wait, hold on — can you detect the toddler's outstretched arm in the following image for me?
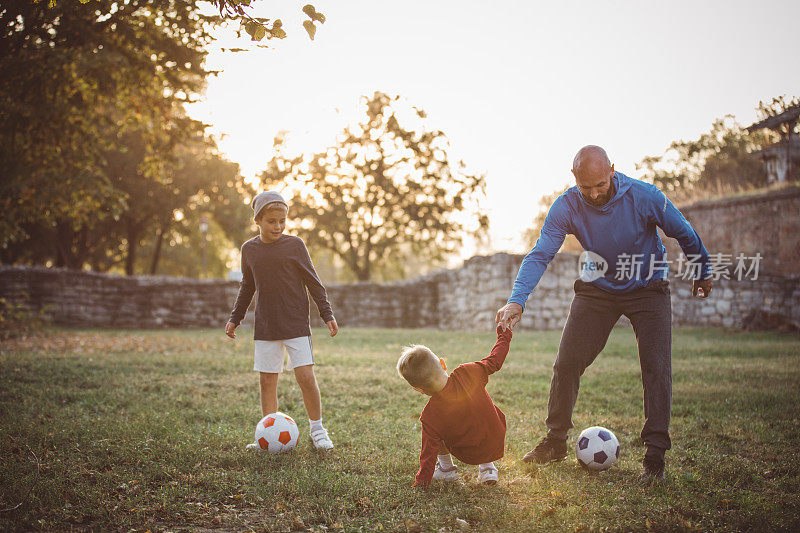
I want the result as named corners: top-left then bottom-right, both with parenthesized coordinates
top-left (478, 325), bottom-right (513, 376)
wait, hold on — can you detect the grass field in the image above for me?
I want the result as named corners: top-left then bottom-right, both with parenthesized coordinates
top-left (1, 326), bottom-right (799, 532)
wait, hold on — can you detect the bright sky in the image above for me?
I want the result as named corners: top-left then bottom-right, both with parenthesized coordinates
top-left (189, 0), bottom-right (800, 257)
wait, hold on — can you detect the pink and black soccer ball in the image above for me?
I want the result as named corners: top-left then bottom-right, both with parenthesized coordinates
top-left (575, 426), bottom-right (620, 471)
top-left (254, 412), bottom-right (299, 454)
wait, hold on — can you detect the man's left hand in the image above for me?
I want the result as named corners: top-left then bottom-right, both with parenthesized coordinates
top-left (693, 278), bottom-right (713, 298)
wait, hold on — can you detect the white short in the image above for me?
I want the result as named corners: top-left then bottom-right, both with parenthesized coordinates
top-left (254, 336), bottom-right (314, 373)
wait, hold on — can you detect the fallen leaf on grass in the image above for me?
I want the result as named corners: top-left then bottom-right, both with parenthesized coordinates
top-left (455, 517), bottom-right (469, 529)
top-left (356, 496), bottom-right (372, 508)
top-left (405, 519), bottom-right (422, 532)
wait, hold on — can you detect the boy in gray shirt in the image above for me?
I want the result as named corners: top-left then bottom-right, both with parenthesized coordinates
top-left (226, 191), bottom-right (338, 450)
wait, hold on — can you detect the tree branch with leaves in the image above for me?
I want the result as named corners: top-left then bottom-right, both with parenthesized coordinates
top-left (260, 92), bottom-right (489, 281)
top-left (208, 0), bottom-right (325, 41)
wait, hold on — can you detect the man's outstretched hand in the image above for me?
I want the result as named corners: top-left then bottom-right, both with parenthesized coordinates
top-left (496, 302), bottom-right (523, 331)
top-left (693, 278), bottom-right (713, 298)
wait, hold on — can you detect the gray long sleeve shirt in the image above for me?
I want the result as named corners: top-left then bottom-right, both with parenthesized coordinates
top-left (229, 235), bottom-right (334, 341)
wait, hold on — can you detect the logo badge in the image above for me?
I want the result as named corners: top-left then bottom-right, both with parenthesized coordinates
top-left (578, 251), bottom-right (608, 282)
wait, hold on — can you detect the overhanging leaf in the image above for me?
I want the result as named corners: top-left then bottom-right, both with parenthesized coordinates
top-left (303, 20), bottom-right (316, 40)
top-left (302, 4), bottom-right (326, 23)
top-left (252, 25), bottom-right (266, 41)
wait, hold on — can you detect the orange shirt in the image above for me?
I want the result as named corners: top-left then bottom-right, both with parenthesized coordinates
top-left (414, 327), bottom-right (512, 486)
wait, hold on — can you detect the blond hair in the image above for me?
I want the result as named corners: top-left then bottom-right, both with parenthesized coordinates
top-left (397, 345), bottom-right (441, 390)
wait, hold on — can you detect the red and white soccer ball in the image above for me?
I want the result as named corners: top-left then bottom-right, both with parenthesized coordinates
top-left (255, 412), bottom-right (299, 454)
top-left (575, 426), bottom-right (620, 471)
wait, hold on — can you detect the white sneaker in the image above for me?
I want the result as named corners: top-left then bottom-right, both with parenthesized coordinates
top-left (310, 428), bottom-right (334, 450)
top-left (478, 464), bottom-right (499, 485)
top-left (432, 464), bottom-right (459, 482)
top-left (246, 442), bottom-right (266, 453)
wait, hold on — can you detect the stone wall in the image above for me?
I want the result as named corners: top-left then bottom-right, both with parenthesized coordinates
top-left (317, 253), bottom-right (799, 331)
top-left (2, 252), bottom-right (798, 332)
top-left (317, 253), bottom-right (574, 331)
top-left (4, 183), bottom-right (799, 332)
top-left (0, 267), bottom-right (248, 329)
top-left (664, 185), bottom-right (800, 278)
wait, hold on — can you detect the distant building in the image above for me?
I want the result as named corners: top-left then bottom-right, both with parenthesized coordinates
top-left (747, 104), bottom-right (800, 184)
top-left (753, 137), bottom-right (800, 184)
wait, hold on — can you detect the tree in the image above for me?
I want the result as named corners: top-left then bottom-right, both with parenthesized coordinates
top-left (0, 0), bottom-right (321, 275)
top-left (134, 144), bottom-right (255, 277)
top-left (636, 117), bottom-right (768, 201)
top-left (0, 123), bottom-right (253, 277)
top-left (521, 186), bottom-right (583, 254)
top-left (260, 92), bottom-right (489, 281)
top-left (0, 0), bottom-right (257, 276)
top-left (0, 0), bottom-right (214, 248)
top-left (636, 95), bottom-right (798, 201)
top-left (0, 115), bottom-right (254, 277)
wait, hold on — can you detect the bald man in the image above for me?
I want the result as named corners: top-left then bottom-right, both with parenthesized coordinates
top-left (496, 146), bottom-right (713, 485)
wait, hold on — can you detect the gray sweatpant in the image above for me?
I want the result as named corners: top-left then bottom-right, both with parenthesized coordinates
top-left (545, 278), bottom-right (672, 456)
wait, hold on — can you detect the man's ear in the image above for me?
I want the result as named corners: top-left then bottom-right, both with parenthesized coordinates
top-left (571, 168), bottom-right (578, 180)
top-left (610, 163), bottom-right (615, 174)
top-left (439, 358), bottom-right (447, 371)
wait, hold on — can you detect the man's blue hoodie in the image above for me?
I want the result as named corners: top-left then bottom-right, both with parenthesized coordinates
top-left (508, 172), bottom-right (710, 307)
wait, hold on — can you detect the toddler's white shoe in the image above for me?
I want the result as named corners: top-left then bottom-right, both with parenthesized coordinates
top-left (310, 428), bottom-right (334, 450)
top-left (432, 464), bottom-right (460, 482)
top-left (478, 464), bottom-right (499, 485)
top-left (246, 442), bottom-right (265, 453)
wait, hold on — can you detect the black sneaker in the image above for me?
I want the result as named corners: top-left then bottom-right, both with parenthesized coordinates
top-left (639, 456), bottom-right (666, 486)
top-left (522, 435), bottom-right (567, 464)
